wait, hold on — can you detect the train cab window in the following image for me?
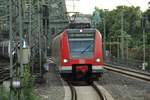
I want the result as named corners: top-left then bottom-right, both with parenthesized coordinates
top-left (68, 30), bottom-right (95, 58)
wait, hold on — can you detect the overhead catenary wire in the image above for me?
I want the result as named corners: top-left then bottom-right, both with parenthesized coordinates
top-left (125, 0), bottom-right (135, 7)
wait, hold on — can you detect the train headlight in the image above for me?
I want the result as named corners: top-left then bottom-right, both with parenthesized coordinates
top-left (63, 59), bottom-right (68, 63)
top-left (96, 58), bottom-right (101, 62)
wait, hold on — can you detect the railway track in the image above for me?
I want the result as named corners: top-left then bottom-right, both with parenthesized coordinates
top-left (0, 59), bottom-right (10, 84)
top-left (68, 81), bottom-right (113, 100)
top-left (0, 67), bottom-right (10, 84)
top-left (104, 63), bottom-right (150, 82)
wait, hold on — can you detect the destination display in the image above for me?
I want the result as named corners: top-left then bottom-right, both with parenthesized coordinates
top-left (68, 33), bottom-right (95, 38)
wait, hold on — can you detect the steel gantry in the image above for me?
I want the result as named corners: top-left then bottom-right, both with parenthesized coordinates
top-left (48, 0), bottom-right (68, 47)
top-left (0, 0), bottom-right (69, 99)
top-left (9, 0), bottom-right (25, 99)
top-left (8, 0), bottom-right (47, 99)
top-left (21, 0), bottom-right (68, 74)
top-left (0, 0), bottom-right (9, 41)
top-left (8, 0), bottom-right (42, 99)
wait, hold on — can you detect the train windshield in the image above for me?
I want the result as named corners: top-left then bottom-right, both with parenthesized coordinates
top-left (68, 31), bottom-right (95, 58)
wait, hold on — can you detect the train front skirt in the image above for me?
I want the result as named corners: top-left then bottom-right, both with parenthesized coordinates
top-left (60, 65), bottom-right (104, 81)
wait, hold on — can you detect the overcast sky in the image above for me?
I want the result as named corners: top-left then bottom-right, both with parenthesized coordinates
top-left (66, 0), bottom-right (150, 14)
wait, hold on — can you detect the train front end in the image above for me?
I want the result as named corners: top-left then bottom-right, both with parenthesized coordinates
top-left (60, 29), bottom-right (103, 81)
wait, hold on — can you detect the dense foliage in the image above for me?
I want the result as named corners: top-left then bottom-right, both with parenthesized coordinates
top-left (93, 5), bottom-right (150, 67)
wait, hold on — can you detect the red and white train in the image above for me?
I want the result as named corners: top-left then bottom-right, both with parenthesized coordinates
top-left (51, 29), bottom-right (103, 82)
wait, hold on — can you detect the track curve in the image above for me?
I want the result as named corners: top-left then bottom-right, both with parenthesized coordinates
top-left (67, 81), bottom-right (113, 100)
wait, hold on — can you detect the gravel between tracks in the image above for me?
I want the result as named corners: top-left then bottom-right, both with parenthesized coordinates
top-left (98, 70), bottom-right (150, 100)
top-left (35, 63), bottom-right (65, 100)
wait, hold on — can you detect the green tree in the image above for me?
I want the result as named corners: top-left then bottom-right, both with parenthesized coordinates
top-left (93, 5), bottom-right (150, 67)
top-left (94, 6), bottom-right (142, 48)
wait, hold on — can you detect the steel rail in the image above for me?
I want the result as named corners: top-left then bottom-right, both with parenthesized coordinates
top-left (67, 81), bottom-right (113, 100)
top-left (0, 68), bottom-right (10, 84)
top-left (104, 64), bottom-right (150, 82)
top-left (104, 63), bottom-right (150, 76)
top-left (92, 83), bottom-right (107, 100)
top-left (93, 81), bottom-right (114, 100)
top-left (0, 62), bottom-right (16, 84)
top-left (68, 82), bottom-right (77, 100)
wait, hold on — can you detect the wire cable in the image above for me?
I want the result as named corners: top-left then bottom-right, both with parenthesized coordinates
top-left (125, 0), bottom-right (135, 6)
